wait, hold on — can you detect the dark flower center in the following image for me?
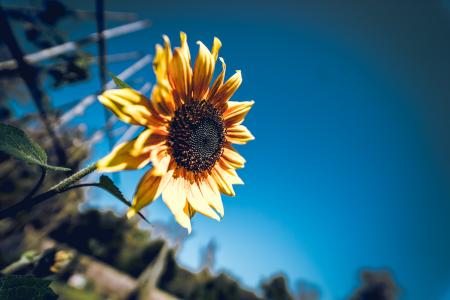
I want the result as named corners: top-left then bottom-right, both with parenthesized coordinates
top-left (168, 100), bottom-right (225, 173)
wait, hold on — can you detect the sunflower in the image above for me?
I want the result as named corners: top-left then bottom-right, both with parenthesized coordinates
top-left (96, 32), bottom-right (254, 233)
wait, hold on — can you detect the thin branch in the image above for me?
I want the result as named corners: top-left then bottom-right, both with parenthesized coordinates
top-left (0, 164), bottom-right (97, 221)
top-left (0, 20), bottom-right (150, 70)
top-left (21, 167), bottom-right (46, 201)
top-left (96, 0), bottom-right (114, 153)
top-left (0, 5), bottom-right (66, 164)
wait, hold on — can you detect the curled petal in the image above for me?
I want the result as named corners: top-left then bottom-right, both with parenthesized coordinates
top-left (226, 124), bottom-right (255, 144)
top-left (221, 144), bottom-right (246, 169)
top-left (207, 57), bottom-right (226, 101)
top-left (223, 100), bottom-right (254, 127)
top-left (98, 88), bottom-right (162, 126)
top-left (209, 70), bottom-right (242, 108)
top-left (192, 41), bottom-right (215, 100)
top-left (211, 37), bottom-right (222, 62)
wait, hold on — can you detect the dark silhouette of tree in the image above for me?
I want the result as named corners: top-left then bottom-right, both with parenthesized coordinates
top-left (262, 274), bottom-right (294, 300)
top-left (349, 270), bottom-right (399, 300)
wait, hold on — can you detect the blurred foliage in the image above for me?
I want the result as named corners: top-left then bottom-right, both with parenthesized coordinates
top-left (349, 270), bottom-right (398, 300)
top-left (0, 0), bottom-right (91, 106)
top-left (262, 275), bottom-right (294, 300)
top-left (0, 275), bottom-right (58, 300)
top-left (49, 209), bottom-right (163, 277)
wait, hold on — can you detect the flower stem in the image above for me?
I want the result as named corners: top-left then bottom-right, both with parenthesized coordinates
top-left (51, 163), bottom-right (97, 192)
top-left (0, 163), bottom-right (97, 220)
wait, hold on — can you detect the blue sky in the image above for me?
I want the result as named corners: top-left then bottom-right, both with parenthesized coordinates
top-left (8, 0), bottom-right (450, 299)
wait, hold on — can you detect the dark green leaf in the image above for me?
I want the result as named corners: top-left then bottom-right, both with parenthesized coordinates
top-left (0, 124), bottom-right (70, 172)
top-left (108, 72), bottom-right (132, 89)
top-left (98, 175), bottom-right (149, 223)
top-left (0, 275), bottom-right (58, 300)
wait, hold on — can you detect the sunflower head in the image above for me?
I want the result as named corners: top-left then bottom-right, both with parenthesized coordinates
top-left (96, 32), bottom-right (254, 233)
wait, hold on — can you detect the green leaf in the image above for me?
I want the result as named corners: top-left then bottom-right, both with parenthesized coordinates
top-left (0, 275), bottom-right (58, 300)
top-left (98, 175), bottom-right (149, 223)
top-left (108, 72), bottom-right (132, 89)
top-left (0, 124), bottom-right (70, 172)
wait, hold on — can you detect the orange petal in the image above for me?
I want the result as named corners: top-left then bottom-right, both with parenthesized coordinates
top-left (168, 48), bottom-right (192, 103)
top-left (192, 41), bottom-right (215, 100)
top-left (153, 38), bottom-right (171, 85)
top-left (223, 100), bottom-right (254, 127)
top-left (226, 124), bottom-right (255, 144)
top-left (150, 84), bottom-right (176, 118)
top-left (179, 32), bottom-right (191, 64)
top-left (211, 37), bottom-right (222, 63)
top-left (207, 57), bottom-right (226, 101)
top-left (209, 70), bottom-right (242, 108)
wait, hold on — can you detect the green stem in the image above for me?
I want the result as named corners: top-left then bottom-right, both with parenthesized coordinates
top-left (51, 163), bottom-right (97, 192)
top-left (0, 163), bottom-right (97, 220)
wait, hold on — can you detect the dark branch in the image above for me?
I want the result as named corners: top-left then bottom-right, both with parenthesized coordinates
top-left (0, 5), bottom-right (67, 164)
top-left (21, 167), bottom-right (46, 201)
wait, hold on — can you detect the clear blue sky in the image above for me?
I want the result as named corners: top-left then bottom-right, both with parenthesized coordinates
top-left (9, 0), bottom-right (450, 299)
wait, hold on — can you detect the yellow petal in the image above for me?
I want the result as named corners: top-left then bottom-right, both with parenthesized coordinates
top-left (223, 100), bottom-right (254, 127)
top-left (207, 57), bottom-right (226, 101)
top-left (150, 84), bottom-right (176, 117)
top-left (211, 164), bottom-right (235, 196)
top-left (209, 70), bottom-right (242, 108)
top-left (201, 176), bottom-right (224, 217)
top-left (168, 48), bottom-right (192, 103)
top-left (132, 128), bottom-right (167, 156)
top-left (98, 88), bottom-right (161, 126)
top-left (150, 146), bottom-right (171, 176)
top-left (192, 41), bottom-right (215, 100)
top-left (129, 165), bottom-right (175, 217)
top-left (226, 124), bottom-right (255, 144)
top-left (211, 37), bottom-right (222, 62)
top-left (96, 138), bottom-right (152, 172)
top-left (162, 176), bottom-right (192, 233)
top-left (221, 144), bottom-right (246, 169)
top-left (128, 169), bottom-right (163, 216)
top-left (179, 32), bottom-right (191, 64)
top-left (187, 180), bottom-right (220, 221)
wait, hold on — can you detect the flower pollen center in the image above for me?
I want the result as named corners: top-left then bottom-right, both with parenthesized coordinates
top-left (168, 100), bottom-right (226, 173)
